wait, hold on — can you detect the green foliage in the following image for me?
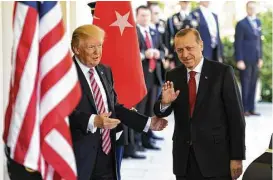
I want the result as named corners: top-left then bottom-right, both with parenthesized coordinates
top-left (190, 2), bottom-right (199, 10)
top-left (222, 11), bottom-right (272, 102)
top-left (258, 11), bottom-right (272, 102)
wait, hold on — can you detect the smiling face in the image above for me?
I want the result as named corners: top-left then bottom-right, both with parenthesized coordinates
top-left (174, 31), bottom-right (203, 70)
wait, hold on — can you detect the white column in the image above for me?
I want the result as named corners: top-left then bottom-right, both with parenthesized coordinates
top-left (1, 2), bottom-right (13, 180)
top-left (0, 2), bottom-right (3, 180)
top-left (75, 0), bottom-right (93, 26)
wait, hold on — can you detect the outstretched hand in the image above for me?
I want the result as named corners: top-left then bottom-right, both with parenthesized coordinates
top-left (94, 112), bottom-right (120, 129)
top-left (150, 116), bottom-right (168, 131)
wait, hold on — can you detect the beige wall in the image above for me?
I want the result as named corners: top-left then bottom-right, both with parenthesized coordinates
top-left (1, 1), bottom-right (13, 180)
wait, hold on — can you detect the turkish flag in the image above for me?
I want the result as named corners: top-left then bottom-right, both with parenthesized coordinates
top-left (93, 1), bottom-right (147, 108)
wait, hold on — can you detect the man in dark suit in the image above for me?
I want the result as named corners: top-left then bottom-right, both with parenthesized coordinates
top-left (69, 24), bottom-right (167, 180)
top-left (190, 1), bottom-right (223, 62)
top-left (154, 28), bottom-right (246, 180)
top-left (135, 5), bottom-right (166, 150)
top-left (234, 1), bottom-right (263, 116)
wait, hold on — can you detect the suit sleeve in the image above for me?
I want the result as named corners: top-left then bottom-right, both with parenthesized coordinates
top-left (258, 19), bottom-right (263, 59)
top-left (154, 71), bottom-right (173, 117)
top-left (69, 108), bottom-right (92, 134)
top-left (234, 22), bottom-right (244, 61)
top-left (222, 66), bottom-right (246, 160)
top-left (107, 68), bottom-right (149, 133)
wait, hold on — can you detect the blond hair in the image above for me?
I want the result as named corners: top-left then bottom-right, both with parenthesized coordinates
top-left (71, 24), bottom-right (105, 53)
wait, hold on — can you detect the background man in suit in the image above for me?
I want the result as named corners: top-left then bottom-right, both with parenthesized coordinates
top-left (190, 1), bottom-right (223, 62)
top-left (135, 5), bottom-right (166, 151)
top-left (69, 24), bottom-right (167, 180)
top-left (154, 28), bottom-right (246, 180)
top-left (234, 1), bottom-right (263, 116)
top-left (166, 1), bottom-right (191, 67)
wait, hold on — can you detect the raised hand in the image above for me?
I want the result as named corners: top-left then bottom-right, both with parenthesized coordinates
top-left (94, 112), bottom-right (120, 129)
top-left (161, 81), bottom-right (180, 105)
top-left (150, 116), bottom-right (168, 131)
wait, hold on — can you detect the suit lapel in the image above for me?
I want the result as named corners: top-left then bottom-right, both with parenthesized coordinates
top-left (74, 58), bottom-right (97, 112)
top-left (137, 26), bottom-right (147, 49)
top-left (193, 59), bottom-right (210, 117)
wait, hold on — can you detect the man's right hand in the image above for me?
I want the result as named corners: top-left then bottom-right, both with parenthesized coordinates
top-left (236, 60), bottom-right (246, 70)
top-left (161, 81), bottom-right (180, 106)
top-left (94, 112), bottom-right (120, 129)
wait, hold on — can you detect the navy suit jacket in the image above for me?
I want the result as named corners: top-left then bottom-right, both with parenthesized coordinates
top-left (234, 17), bottom-right (262, 64)
top-left (191, 9), bottom-right (223, 61)
top-left (137, 26), bottom-right (165, 89)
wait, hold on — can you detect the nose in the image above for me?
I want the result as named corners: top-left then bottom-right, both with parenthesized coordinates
top-left (181, 49), bottom-right (188, 58)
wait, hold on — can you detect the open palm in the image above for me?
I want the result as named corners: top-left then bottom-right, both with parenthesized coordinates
top-left (161, 81), bottom-right (180, 105)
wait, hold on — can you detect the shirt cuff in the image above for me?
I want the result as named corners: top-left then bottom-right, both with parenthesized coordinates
top-left (87, 114), bottom-right (98, 133)
top-left (143, 117), bottom-right (151, 132)
top-left (116, 131), bottom-right (123, 140)
top-left (160, 103), bottom-right (170, 112)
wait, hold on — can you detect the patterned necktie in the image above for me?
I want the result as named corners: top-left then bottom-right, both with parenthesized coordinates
top-left (188, 71), bottom-right (197, 117)
top-left (89, 68), bottom-right (111, 155)
top-left (144, 30), bottom-right (156, 72)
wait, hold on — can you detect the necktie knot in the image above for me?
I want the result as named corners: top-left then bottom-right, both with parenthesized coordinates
top-left (89, 68), bottom-right (95, 76)
top-left (189, 71), bottom-right (196, 78)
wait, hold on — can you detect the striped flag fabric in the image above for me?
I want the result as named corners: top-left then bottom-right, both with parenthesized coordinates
top-left (3, 2), bottom-right (81, 180)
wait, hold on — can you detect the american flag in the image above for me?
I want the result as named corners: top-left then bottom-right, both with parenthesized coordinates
top-left (3, 2), bottom-right (81, 180)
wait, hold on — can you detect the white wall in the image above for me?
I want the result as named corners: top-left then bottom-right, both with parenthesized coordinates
top-left (1, 2), bottom-right (13, 180)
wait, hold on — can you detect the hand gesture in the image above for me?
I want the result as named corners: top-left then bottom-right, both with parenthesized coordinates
top-left (145, 49), bottom-right (154, 59)
top-left (258, 59), bottom-right (263, 69)
top-left (94, 112), bottom-right (120, 129)
top-left (150, 116), bottom-right (168, 131)
top-left (230, 160), bottom-right (243, 180)
top-left (153, 49), bottom-right (160, 59)
top-left (236, 60), bottom-right (246, 70)
top-left (161, 81), bottom-right (180, 105)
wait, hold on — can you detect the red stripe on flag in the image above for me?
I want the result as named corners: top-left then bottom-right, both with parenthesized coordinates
top-left (13, 72), bottom-right (39, 164)
top-left (40, 82), bottom-right (81, 141)
top-left (42, 137), bottom-right (77, 180)
top-left (39, 20), bottom-right (64, 58)
top-left (40, 52), bottom-right (71, 97)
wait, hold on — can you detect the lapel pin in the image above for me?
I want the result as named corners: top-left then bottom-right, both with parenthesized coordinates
top-left (101, 71), bottom-right (104, 75)
top-left (205, 76), bottom-right (208, 79)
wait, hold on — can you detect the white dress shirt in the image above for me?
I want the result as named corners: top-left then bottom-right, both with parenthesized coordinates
top-left (75, 57), bottom-right (151, 136)
top-left (247, 16), bottom-right (258, 33)
top-left (200, 6), bottom-right (218, 48)
top-left (161, 58), bottom-right (204, 111)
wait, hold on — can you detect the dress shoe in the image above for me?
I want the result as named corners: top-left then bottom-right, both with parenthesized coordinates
top-left (244, 112), bottom-right (251, 116)
top-left (151, 134), bottom-right (164, 140)
top-left (123, 153), bottom-right (146, 159)
top-left (135, 144), bottom-right (146, 152)
top-left (142, 143), bottom-right (161, 150)
top-left (249, 111), bottom-right (261, 116)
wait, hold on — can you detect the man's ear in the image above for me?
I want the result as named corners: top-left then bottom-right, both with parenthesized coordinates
top-left (199, 40), bottom-right (204, 51)
top-left (72, 46), bottom-right (80, 55)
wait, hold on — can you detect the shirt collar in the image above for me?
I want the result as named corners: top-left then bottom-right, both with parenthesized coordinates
top-left (247, 16), bottom-right (257, 22)
top-left (187, 57), bottom-right (204, 74)
top-left (138, 24), bottom-right (150, 34)
top-left (75, 56), bottom-right (94, 75)
top-left (200, 5), bottom-right (212, 15)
